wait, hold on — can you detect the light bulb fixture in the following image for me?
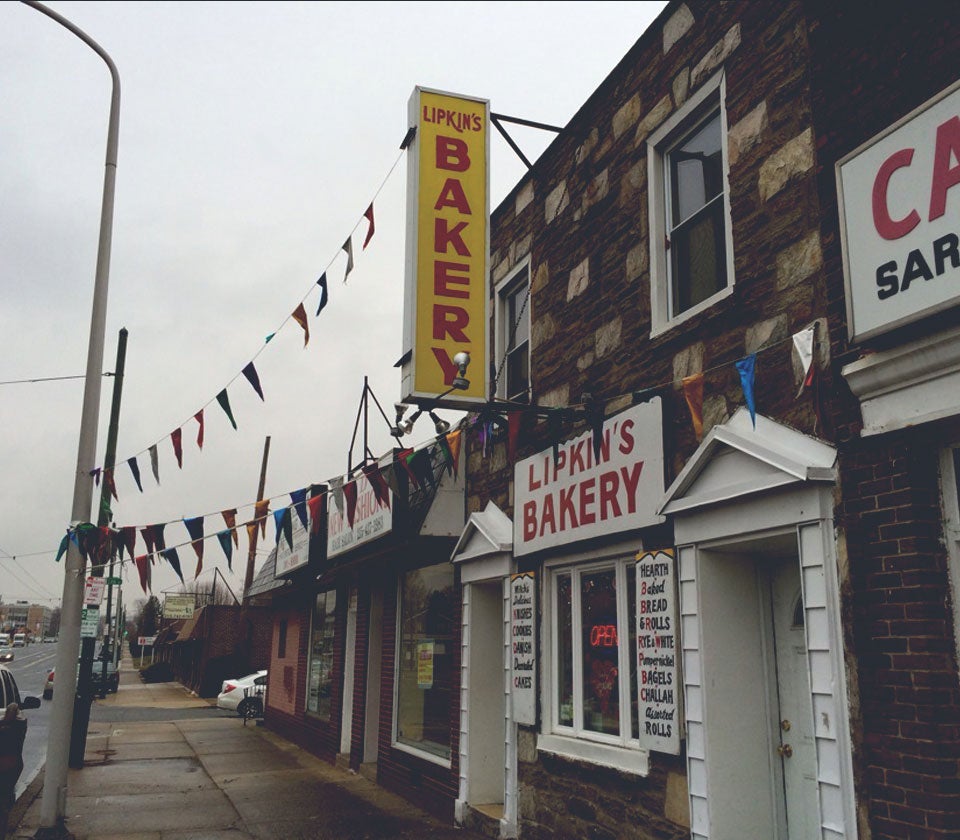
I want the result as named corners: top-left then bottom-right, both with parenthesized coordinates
top-left (429, 411), bottom-right (451, 435)
top-left (398, 408), bottom-right (423, 436)
top-left (392, 402), bottom-right (409, 436)
top-left (451, 351), bottom-right (471, 390)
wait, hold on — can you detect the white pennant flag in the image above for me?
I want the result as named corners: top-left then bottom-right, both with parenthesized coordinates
top-left (792, 325), bottom-right (816, 396)
top-left (342, 236), bottom-right (354, 283)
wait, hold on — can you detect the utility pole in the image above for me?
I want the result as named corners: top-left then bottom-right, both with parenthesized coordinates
top-left (25, 1), bottom-right (121, 830)
top-left (243, 436), bottom-right (270, 595)
top-left (71, 327), bottom-right (127, 766)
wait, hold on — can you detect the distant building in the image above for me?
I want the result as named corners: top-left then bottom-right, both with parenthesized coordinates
top-left (0, 602), bottom-right (52, 639)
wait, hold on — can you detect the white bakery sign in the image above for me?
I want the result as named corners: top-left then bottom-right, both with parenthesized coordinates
top-left (513, 400), bottom-right (664, 556)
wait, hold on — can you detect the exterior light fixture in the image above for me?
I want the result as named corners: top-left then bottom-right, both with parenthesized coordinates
top-left (452, 351), bottom-right (471, 390)
top-left (429, 411), bottom-right (451, 435)
top-left (398, 409), bottom-right (423, 436)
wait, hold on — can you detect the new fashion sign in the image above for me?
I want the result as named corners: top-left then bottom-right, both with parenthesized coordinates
top-left (401, 87), bottom-right (489, 406)
top-left (513, 400), bottom-right (665, 556)
top-left (837, 80), bottom-right (960, 341)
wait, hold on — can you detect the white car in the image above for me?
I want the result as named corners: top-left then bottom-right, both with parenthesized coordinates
top-left (216, 670), bottom-right (267, 716)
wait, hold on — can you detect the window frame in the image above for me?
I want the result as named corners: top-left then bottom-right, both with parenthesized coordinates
top-left (939, 446), bottom-right (960, 668)
top-left (305, 588), bottom-right (337, 721)
top-left (391, 563), bottom-right (457, 768)
top-left (539, 544), bottom-right (650, 775)
top-left (494, 260), bottom-right (532, 402)
top-left (647, 70), bottom-right (734, 337)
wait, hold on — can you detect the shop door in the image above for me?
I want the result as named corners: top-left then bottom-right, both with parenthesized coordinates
top-left (768, 557), bottom-right (818, 839)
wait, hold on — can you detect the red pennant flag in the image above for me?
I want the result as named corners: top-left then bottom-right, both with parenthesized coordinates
top-left (508, 413), bottom-right (521, 464)
top-left (194, 410), bottom-right (205, 449)
top-left (446, 429), bottom-right (462, 478)
top-left (122, 526), bottom-right (137, 561)
top-left (104, 468), bottom-right (119, 502)
top-left (221, 509), bottom-right (239, 547)
top-left (343, 480), bottom-right (358, 527)
top-left (362, 203), bottom-right (375, 249)
top-left (171, 427), bottom-right (184, 468)
top-left (307, 494), bottom-right (325, 535)
top-left (254, 499), bottom-right (269, 538)
top-left (397, 447), bottom-right (419, 488)
top-left (682, 373), bottom-right (705, 441)
top-left (140, 525), bottom-right (157, 556)
top-left (361, 463), bottom-right (390, 509)
top-left (134, 554), bottom-right (151, 594)
top-left (292, 303), bottom-right (310, 347)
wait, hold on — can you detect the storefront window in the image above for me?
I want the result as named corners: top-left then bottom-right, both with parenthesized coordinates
top-left (550, 559), bottom-right (638, 745)
top-left (396, 564), bottom-right (455, 760)
top-left (306, 589), bottom-right (336, 719)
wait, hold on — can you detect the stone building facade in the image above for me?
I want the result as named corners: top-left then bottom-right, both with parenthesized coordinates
top-left (451, 2), bottom-right (960, 839)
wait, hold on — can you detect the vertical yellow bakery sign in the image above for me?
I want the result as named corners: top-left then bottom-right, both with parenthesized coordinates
top-left (402, 88), bottom-right (489, 405)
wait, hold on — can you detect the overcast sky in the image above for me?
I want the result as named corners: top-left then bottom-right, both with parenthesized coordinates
top-left (0, 0), bottom-right (667, 613)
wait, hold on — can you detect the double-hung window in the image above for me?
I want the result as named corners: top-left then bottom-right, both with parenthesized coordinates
top-left (542, 556), bottom-right (643, 771)
top-left (648, 71), bottom-right (733, 335)
top-left (496, 263), bottom-right (531, 402)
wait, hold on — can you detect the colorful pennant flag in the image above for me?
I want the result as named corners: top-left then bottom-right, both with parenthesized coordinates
top-left (342, 236), bottom-right (354, 282)
top-left (290, 488), bottom-right (308, 530)
top-left (221, 509), bottom-right (239, 546)
top-left (410, 447), bottom-right (436, 491)
top-left (273, 508), bottom-right (286, 545)
top-left (307, 494), bottom-right (325, 536)
top-left (183, 516), bottom-right (205, 578)
top-left (292, 303), bottom-right (310, 348)
top-left (216, 529), bottom-right (234, 570)
top-left (682, 373), bottom-right (705, 441)
top-left (134, 554), bottom-right (151, 594)
top-left (793, 325), bottom-right (816, 396)
top-left (140, 525), bottom-right (157, 556)
top-left (161, 548), bottom-right (184, 584)
top-left (153, 522), bottom-right (167, 552)
top-left (254, 499), bottom-right (269, 538)
top-left (246, 521), bottom-right (259, 552)
top-left (361, 463), bottom-right (390, 509)
top-left (127, 457), bottom-right (143, 493)
top-left (508, 413), bottom-right (521, 464)
top-left (446, 429), bottom-right (462, 478)
top-left (362, 203), bottom-right (375, 249)
top-left (195, 410), bottom-right (205, 449)
top-left (216, 389), bottom-right (237, 430)
top-left (90, 467), bottom-right (101, 486)
top-left (435, 434), bottom-right (454, 477)
top-left (104, 468), bottom-right (119, 502)
top-left (398, 448), bottom-right (419, 489)
top-left (242, 361), bottom-right (265, 401)
top-left (329, 476), bottom-right (344, 516)
top-left (122, 527), bottom-right (137, 561)
top-left (343, 480), bottom-right (358, 527)
top-left (149, 444), bottom-right (160, 485)
top-left (171, 428), bottom-right (184, 468)
top-left (55, 533), bottom-right (69, 563)
top-left (315, 273), bottom-right (329, 316)
top-left (736, 354), bottom-right (757, 428)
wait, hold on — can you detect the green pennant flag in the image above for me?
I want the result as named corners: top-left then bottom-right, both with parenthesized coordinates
top-left (55, 533), bottom-right (69, 563)
top-left (216, 388), bottom-right (238, 430)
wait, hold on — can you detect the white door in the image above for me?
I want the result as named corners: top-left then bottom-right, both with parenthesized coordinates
top-left (769, 558), bottom-right (819, 839)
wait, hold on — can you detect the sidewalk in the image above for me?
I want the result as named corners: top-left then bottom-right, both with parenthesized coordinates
top-left (9, 657), bottom-right (484, 839)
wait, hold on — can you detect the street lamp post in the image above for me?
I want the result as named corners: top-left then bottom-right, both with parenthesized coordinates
top-left (19, 2), bottom-right (120, 836)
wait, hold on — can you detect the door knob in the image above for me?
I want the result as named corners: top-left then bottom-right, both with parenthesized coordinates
top-left (777, 744), bottom-right (793, 758)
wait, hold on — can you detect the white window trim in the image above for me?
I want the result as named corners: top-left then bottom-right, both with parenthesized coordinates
top-left (647, 70), bottom-right (735, 338)
top-left (494, 259), bottom-right (532, 401)
top-left (390, 572), bottom-right (454, 769)
top-left (538, 542), bottom-right (651, 776)
top-left (939, 447), bottom-right (960, 667)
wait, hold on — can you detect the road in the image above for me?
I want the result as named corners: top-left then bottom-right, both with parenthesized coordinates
top-left (5, 640), bottom-right (57, 798)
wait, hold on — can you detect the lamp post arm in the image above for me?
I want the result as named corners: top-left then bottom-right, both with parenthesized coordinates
top-left (21, 2), bottom-right (120, 835)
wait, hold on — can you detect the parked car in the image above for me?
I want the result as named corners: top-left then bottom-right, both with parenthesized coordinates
top-left (0, 665), bottom-right (41, 710)
top-left (43, 658), bottom-right (119, 700)
top-left (217, 670), bottom-right (267, 716)
top-left (0, 647), bottom-right (14, 664)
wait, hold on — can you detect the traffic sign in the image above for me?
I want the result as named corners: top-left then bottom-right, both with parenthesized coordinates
top-left (106, 577), bottom-right (122, 585)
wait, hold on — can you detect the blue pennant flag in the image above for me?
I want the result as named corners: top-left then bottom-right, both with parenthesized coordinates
top-left (736, 353), bottom-right (757, 428)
